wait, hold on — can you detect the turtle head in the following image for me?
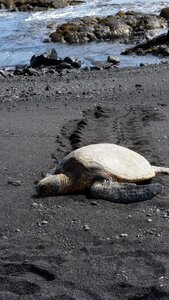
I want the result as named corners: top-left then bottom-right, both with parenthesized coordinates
top-left (36, 174), bottom-right (62, 196)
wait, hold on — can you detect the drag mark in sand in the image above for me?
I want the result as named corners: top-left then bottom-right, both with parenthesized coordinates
top-left (55, 105), bottom-right (164, 166)
top-left (0, 260), bottom-right (55, 295)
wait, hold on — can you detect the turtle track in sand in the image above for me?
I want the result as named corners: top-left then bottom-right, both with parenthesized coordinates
top-left (55, 105), bottom-right (164, 166)
top-left (0, 260), bottom-right (55, 296)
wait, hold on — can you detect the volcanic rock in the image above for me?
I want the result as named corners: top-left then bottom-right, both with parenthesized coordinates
top-left (49, 11), bottom-right (168, 44)
top-left (122, 30), bottom-right (169, 57)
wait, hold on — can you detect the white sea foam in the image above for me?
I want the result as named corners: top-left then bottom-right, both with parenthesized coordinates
top-left (25, 0), bottom-right (169, 24)
top-left (0, 11), bottom-right (15, 18)
top-left (26, 2), bottom-right (97, 23)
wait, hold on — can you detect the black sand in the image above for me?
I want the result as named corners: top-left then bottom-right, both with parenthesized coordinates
top-left (1, 64), bottom-right (169, 299)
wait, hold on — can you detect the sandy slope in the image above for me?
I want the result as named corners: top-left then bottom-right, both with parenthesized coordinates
top-left (1, 64), bottom-right (169, 299)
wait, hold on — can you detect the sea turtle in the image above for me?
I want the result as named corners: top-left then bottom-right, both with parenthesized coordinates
top-left (36, 143), bottom-right (169, 203)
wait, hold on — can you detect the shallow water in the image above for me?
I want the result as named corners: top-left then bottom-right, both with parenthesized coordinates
top-left (0, 0), bottom-right (169, 68)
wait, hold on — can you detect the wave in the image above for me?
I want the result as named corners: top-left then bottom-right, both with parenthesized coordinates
top-left (25, 0), bottom-right (169, 23)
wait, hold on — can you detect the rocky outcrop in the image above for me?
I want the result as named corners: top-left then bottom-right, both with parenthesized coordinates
top-left (30, 48), bottom-right (81, 69)
top-left (30, 49), bottom-right (62, 68)
top-left (122, 30), bottom-right (169, 57)
top-left (0, 0), bottom-right (84, 11)
top-left (0, 49), bottom-right (82, 77)
top-left (49, 11), bottom-right (168, 44)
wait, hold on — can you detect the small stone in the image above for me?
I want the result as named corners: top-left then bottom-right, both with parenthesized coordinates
top-left (41, 220), bottom-right (48, 225)
top-left (147, 218), bottom-right (152, 222)
top-left (64, 56), bottom-right (81, 68)
top-left (107, 56), bottom-right (120, 64)
top-left (56, 90), bottom-right (62, 94)
top-left (91, 201), bottom-right (98, 206)
top-left (146, 230), bottom-right (154, 235)
top-left (8, 179), bottom-right (21, 186)
top-left (1, 235), bottom-right (8, 239)
top-left (15, 228), bottom-right (21, 232)
top-left (163, 213), bottom-right (168, 218)
top-left (120, 233), bottom-right (128, 238)
top-left (0, 70), bottom-right (7, 77)
top-left (83, 225), bottom-right (90, 231)
top-left (31, 202), bottom-right (38, 208)
top-left (71, 218), bottom-right (77, 224)
top-left (90, 66), bottom-right (102, 71)
top-left (45, 85), bottom-right (50, 91)
top-left (43, 38), bottom-right (50, 43)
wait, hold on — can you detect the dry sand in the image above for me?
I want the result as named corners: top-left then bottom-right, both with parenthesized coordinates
top-left (1, 63), bottom-right (169, 299)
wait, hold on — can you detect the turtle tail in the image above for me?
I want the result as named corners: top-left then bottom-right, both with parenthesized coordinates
top-left (90, 181), bottom-right (162, 203)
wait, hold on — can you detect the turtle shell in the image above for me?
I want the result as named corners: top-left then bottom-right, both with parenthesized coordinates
top-left (57, 144), bottom-right (155, 182)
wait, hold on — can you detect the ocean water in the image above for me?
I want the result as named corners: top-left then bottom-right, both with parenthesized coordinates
top-left (0, 0), bottom-right (169, 68)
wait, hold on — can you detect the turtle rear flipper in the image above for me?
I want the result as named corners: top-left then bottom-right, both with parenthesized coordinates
top-left (90, 181), bottom-right (162, 203)
top-left (152, 166), bottom-right (169, 175)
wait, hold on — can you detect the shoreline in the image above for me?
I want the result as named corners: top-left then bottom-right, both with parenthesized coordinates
top-left (0, 6), bottom-right (169, 68)
top-left (1, 63), bottom-right (169, 298)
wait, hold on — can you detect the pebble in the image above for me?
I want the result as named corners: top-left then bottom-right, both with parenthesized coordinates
top-left (83, 225), bottom-right (90, 231)
top-left (91, 201), bottom-right (98, 206)
top-left (107, 56), bottom-right (120, 64)
top-left (41, 220), bottom-right (48, 225)
top-left (45, 85), bottom-right (50, 91)
top-left (146, 230), bottom-right (154, 235)
top-left (31, 202), bottom-right (38, 208)
top-left (7, 179), bottom-right (21, 186)
top-left (147, 218), bottom-right (152, 222)
top-left (163, 213), bottom-right (168, 218)
top-left (119, 233), bottom-right (128, 238)
top-left (0, 70), bottom-right (7, 77)
top-left (1, 235), bottom-right (8, 239)
top-left (15, 228), bottom-right (21, 232)
top-left (56, 90), bottom-right (62, 94)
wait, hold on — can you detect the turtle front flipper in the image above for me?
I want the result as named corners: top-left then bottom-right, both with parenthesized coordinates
top-left (90, 181), bottom-right (162, 203)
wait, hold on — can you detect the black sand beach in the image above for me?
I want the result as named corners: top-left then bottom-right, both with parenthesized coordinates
top-left (1, 63), bottom-right (169, 299)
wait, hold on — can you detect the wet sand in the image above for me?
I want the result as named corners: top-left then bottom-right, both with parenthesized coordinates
top-left (1, 64), bottom-right (169, 299)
